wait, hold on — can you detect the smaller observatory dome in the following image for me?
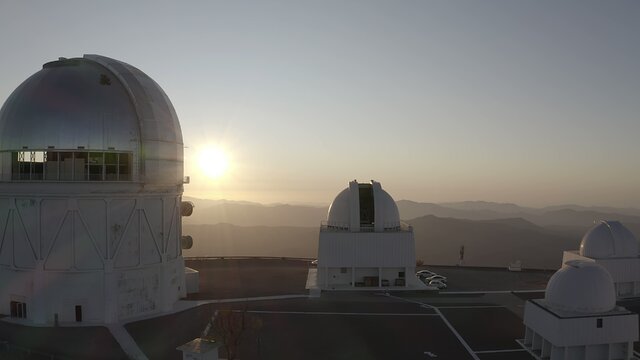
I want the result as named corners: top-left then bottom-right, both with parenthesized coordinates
top-left (545, 260), bottom-right (616, 313)
top-left (579, 221), bottom-right (638, 259)
top-left (327, 180), bottom-right (400, 231)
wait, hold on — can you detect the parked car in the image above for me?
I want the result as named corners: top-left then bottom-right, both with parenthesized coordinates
top-left (416, 270), bottom-right (437, 278)
top-left (425, 274), bottom-right (447, 283)
top-left (429, 280), bottom-right (447, 289)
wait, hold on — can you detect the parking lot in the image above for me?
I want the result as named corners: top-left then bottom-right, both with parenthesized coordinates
top-left (125, 259), bottom-right (549, 360)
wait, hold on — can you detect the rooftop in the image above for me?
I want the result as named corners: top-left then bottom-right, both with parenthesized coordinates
top-left (1, 258), bottom-right (640, 360)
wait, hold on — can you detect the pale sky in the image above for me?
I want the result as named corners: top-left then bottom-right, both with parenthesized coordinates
top-left (1, 0), bottom-right (639, 207)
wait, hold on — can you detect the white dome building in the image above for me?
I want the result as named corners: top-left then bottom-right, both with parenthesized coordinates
top-left (0, 55), bottom-right (192, 324)
top-left (544, 261), bottom-right (616, 314)
top-left (326, 184), bottom-right (400, 231)
top-left (562, 221), bottom-right (640, 298)
top-left (315, 180), bottom-right (425, 290)
top-left (521, 261), bottom-right (638, 360)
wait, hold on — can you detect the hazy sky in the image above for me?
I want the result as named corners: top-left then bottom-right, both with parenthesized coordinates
top-left (1, 1), bottom-right (639, 207)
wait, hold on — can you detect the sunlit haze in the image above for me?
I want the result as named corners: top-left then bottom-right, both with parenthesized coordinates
top-left (198, 146), bottom-right (230, 180)
top-left (1, 1), bottom-right (639, 207)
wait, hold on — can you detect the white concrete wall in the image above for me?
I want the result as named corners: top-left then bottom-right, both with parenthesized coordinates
top-left (523, 300), bottom-right (639, 347)
top-left (0, 194), bottom-right (186, 324)
top-left (324, 267), bottom-right (352, 287)
top-left (563, 251), bottom-right (640, 298)
top-left (185, 267), bottom-right (199, 294)
top-left (318, 231), bottom-right (415, 268)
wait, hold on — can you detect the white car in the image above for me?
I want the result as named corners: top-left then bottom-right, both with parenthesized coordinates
top-left (416, 270), bottom-right (437, 278)
top-left (429, 280), bottom-right (447, 289)
top-left (425, 274), bottom-right (447, 283)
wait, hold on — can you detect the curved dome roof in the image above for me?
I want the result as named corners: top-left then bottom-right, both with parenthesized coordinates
top-left (0, 54), bottom-right (183, 185)
top-left (579, 220), bottom-right (638, 259)
top-left (327, 180), bottom-right (400, 231)
top-left (545, 260), bottom-right (616, 314)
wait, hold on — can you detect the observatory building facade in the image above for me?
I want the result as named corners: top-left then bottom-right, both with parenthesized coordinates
top-left (0, 55), bottom-right (189, 324)
top-left (520, 260), bottom-right (638, 360)
top-left (562, 221), bottom-right (640, 299)
top-left (317, 180), bottom-right (424, 290)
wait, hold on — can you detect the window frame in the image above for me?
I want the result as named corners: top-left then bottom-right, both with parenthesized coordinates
top-left (5, 150), bottom-right (134, 182)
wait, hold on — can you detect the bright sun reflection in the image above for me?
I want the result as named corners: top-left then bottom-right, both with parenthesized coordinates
top-left (198, 147), bottom-right (229, 180)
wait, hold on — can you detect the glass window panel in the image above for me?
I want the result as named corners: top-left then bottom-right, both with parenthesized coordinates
top-left (45, 151), bottom-right (59, 180)
top-left (89, 152), bottom-right (103, 165)
top-left (105, 165), bottom-right (118, 181)
top-left (73, 152), bottom-right (88, 181)
top-left (60, 152), bottom-right (73, 181)
top-left (105, 152), bottom-right (118, 165)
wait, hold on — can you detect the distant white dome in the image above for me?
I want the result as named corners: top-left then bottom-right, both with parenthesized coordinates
top-left (327, 180), bottom-right (400, 231)
top-left (545, 260), bottom-right (616, 313)
top-left (579, 221), bottom-right (638, 259)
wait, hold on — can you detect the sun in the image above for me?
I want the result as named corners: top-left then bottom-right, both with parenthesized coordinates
top-left (198, 146), bottom-right (229, 180)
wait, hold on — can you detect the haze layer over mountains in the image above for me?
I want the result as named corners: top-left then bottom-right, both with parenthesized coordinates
top-left (183, 197), bottom-right (640, 269)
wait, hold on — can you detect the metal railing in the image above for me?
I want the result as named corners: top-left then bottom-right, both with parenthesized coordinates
top-left (319, 221), bottom-right (413, 232)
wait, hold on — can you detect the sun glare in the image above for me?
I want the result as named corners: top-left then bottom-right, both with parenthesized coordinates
top-left (198, 147), bottom-right (229, 180)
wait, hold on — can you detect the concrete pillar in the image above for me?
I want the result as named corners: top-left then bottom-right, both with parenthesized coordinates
top-left (524, 327), bottom-right (532, 345)
top-left (324, 267), bottom-right (328, 288)
top-left (532, 333), bottom-right (542, 351)
top-left (405, 267), bottom-right (409, 287)
top-left (159, 256), bottom-right (176, 312)
top-left (32, 260), bottom-right (46, 324)
top-left (541, 339), bottom-right (551, 358)
top-left (103, 260), bottom-right (118, 323)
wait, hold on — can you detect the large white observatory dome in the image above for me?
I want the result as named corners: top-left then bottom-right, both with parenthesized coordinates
top-left (0, 54), bottom-right (183, 185)
top-left (0, 55), bottom-right (188, 325)
top-left (579, 221), bottom-right (638, 259)
top-left (327, 180), bottom-right (400, 231)
top-left (545, 260), bottom-right (616, 314)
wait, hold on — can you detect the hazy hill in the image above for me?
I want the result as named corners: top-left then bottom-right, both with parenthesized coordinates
top-left (183, 223), bottom-right (318, 259)
top-left (407, 215), bottom-right (580, 269)
top-left (180, 197), bottom-right (640, 268)
top-left (521, 208), bottom-right (640, 228)
top-left (397, 200), bottom-right (517, 221)
top-left (183, 199), bottom-right (328, 227)
top-left (398, 200), bottom-right (640, 229)
top-left (182, 215), bottom-right (606, 270)
top-left (438, 200), bottom-right (536, 214)
top-left (540, 204), bottom-right (640, 217)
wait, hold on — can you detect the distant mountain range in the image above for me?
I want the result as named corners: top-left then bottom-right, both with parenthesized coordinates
top-left (182, 197), bottom-right (327, 227)
top-left (182, 216), bottom-right (578, 269)
top-left (181, 197), bottom-right (640, 269)
top-left (406, 216), bottom-right (577, 269)
top-left (184, 196), bottom-right (640, 229)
